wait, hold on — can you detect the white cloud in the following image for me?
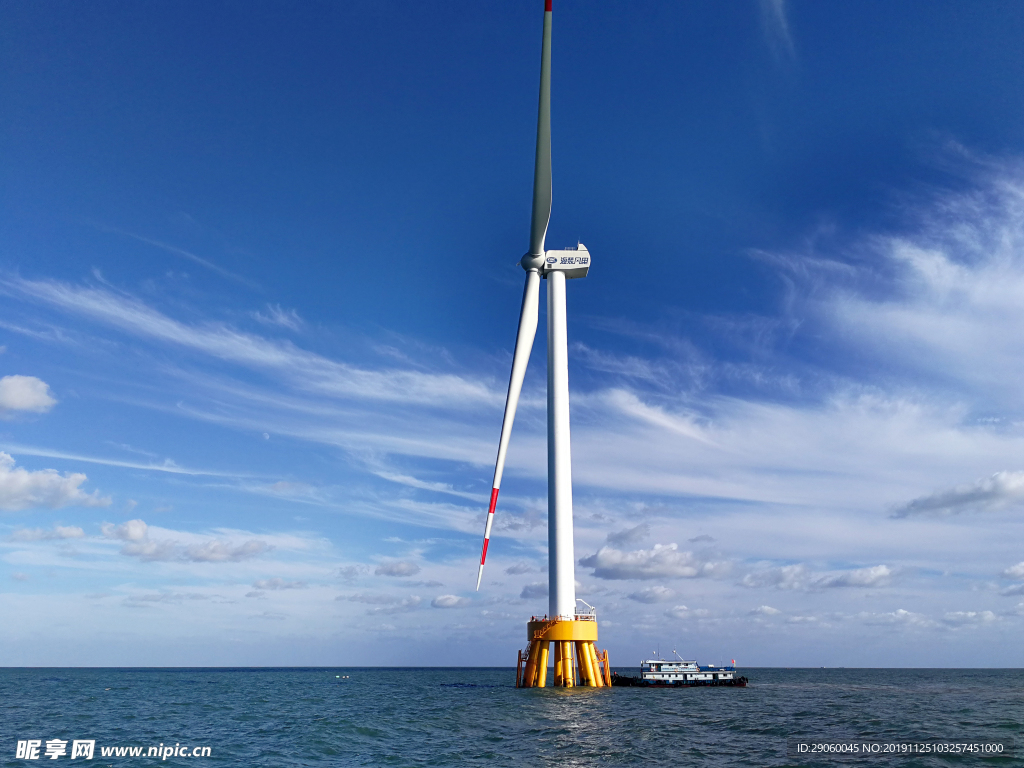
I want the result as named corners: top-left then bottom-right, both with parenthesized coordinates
top-left (942, 610), bottom-right (998, 626)
top-left (814, 565), bottom-right (893, 589)
top-left (494, 507), bottom-right (544, 533)
top-left (664, 605), bottom-right (710, 619)
top-left (101, 519), bottom-right (271, 563)
top-left (252, 578), bottom-right (306, 590)
top-left (0, 375), bottom-right (57, 414)
top-left (103, 519), bottom-right (148, 541)
top-left (1002, 562), bottom-right (1024, 579)
top-left (431, 594), bottom-right (471, 608)
top-left (517, 161), bottom-right (1024, 528)
top-left (742, 564), bottom-right (892, 590)
top-left (344, 593), bottom-right (401, 604)
top-left (855, 609), bottom-right (934, 628)
top-left (124, 591), bottom-right (209, 607)
top-left (11, 572), bottom-right (29, 581)
top-left (481, 610), bottom-right (515, 620)
top-left (504, 562), bottom-right (537, 575)
top-left (341, 593), bottom-right (422, 614)
top-left (520, 582), bottom-right (548, 599)
top-left (338, 565), bottom-right (369, 582)
top-left (786, 615), bottom-right (817, 624)
top-left (251, 611), bottom-right (287, 621)
top-left (805, 160), bottom-right (1024, 420)
top-left (606, 523), bottom-right (650, 547)
top-left (0, 452), bottom-right (109, 510)
top-left (749, 605), bottom-right (781, 615)
top-left (375, 561), bottom-right (421, 577)
top-left (893, 471), bottom-right (1024, 517)
top-left (579, 544), bottom-right (728, 581)
top-left (6, 156), bottom-right (1024, 665)
top-left (742, 564), bottom-right (807, 590)
top-left (627, 586), bottom-right (675, 603)
top-left (9, 525), bottom-right (84, 541)
top-left (187, 540), bottom-right (271, 562)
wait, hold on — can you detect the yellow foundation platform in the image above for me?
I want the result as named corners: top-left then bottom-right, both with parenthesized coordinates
top-left (516, 616), bottom-right (611, 688)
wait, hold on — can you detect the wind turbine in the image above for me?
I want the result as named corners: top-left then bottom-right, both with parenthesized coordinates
top-left (474, 0), bottom-right (610, 689)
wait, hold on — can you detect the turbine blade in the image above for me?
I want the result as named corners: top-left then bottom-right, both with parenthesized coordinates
top-left (528, 1), bottom-right (553, 258)
top-left (476, 270), bottom-right (541, 589)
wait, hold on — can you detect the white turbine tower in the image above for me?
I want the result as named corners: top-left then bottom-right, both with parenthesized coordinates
top-left (474, 0), bottom-right (610, 689)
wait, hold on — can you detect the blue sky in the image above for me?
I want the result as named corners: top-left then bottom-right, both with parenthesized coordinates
top-left (3, 0), bottom-right (1024, 667)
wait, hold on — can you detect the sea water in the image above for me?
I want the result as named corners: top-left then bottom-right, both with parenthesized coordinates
top-left (2, 667), bottom-right (1021, 766)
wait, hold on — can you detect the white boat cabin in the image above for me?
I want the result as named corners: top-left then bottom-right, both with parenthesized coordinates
top-left (640, 657), bottom-right (736, 683)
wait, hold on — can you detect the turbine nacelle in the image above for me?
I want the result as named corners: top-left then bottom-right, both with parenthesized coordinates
top-left (520, 244), bottom-right (590, 280)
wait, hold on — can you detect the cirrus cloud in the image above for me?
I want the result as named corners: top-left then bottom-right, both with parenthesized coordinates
top-left (9, 524), bottom-right (85, 541)
top-left (2, 277), bottom-right (500, 409)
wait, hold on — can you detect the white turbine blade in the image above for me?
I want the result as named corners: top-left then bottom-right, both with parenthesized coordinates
top-left (528, 0), bottom-right (553, 258)
top-left (476, 270), bottom-right (541, 590)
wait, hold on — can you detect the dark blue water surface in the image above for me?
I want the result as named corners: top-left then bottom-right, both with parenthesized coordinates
top-left (2, 668), bottom-right (1021, 767)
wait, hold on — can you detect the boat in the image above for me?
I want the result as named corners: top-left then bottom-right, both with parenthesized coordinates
top-left (611, 651), bottom-right (748, 687)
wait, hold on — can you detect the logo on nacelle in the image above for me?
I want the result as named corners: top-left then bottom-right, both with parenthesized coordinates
top-left (546, 257), bottom-right (557, 264)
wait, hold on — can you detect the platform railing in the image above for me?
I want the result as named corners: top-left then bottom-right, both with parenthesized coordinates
top-left (574, 598), bottom-right (597, 621)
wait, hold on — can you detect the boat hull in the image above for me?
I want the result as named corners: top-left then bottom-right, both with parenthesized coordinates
top-left (611, 673), bottom-right (748, 688)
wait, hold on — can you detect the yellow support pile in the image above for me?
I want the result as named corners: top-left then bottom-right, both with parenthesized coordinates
top-left (517, 618), bottom-right (611, 688)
